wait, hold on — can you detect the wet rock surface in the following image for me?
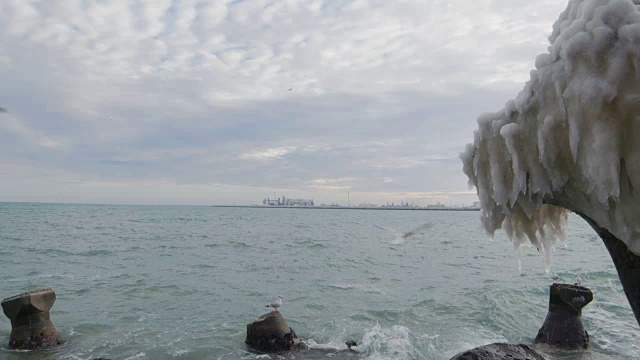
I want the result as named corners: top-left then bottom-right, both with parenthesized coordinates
top-left (1, 288), bottom-right (62, 350)
top-left (246, 311), bottom-right (308, 352)
top-left (534, 283), bottom-right (592, 349)
top-left (449, 343), bottom-right (546, 360)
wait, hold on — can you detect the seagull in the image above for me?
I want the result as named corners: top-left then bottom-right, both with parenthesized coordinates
top-left (551, 275), bottom-right (561, 283)
top-left (374, 222), bottom-right (432, 245)
top-left (575, 275), bottom-right (583, 286)
top-left (345, 340), bottom-right (357, 350)
top-left (402, 223), bottom-right (433, 239)
top-left (265, 295), bottom-right (283, 312)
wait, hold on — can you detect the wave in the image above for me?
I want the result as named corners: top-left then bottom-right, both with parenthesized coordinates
top-left (300, 324), bottom-right (421, 360)
top-left (224, 240), bottom-right (253, 248)
top-left (330, 283), bottom-right (383, 294)
top-left (124, 352), bottom-right (146, 360)
top-left (81, 249), bottom-right (112, 256)
top-left (291, 239), bottom-right (330, 249)
top-left (191, 264), bottom-right (216, 269)
top-left (360, 323), bottom-right (422, 360)
top-left (26, 248), bottom-right (113, 257)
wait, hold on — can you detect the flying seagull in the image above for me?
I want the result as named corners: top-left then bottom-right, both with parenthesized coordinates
top-left (402, 223), bottom-right (433, 239)
top-left (374, 222), bottom-right (432, 244)
top-left (265, 295), bottom-right (283, 312)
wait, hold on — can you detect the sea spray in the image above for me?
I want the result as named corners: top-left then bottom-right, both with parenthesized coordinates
top-left (359, 323), bottom-right (421, 360)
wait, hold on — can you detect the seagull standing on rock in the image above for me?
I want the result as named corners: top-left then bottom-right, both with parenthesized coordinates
top-left (266, 295), bottom-right (283, 312)
top-left (575, 275), bottom-right (583, 286)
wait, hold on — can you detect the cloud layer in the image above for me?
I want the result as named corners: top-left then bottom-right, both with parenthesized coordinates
top-left (0, 0), bottom-right (567, 205)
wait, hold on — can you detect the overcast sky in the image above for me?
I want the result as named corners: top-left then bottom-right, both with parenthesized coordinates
top-left (0, 0), bottom-right (568, 206)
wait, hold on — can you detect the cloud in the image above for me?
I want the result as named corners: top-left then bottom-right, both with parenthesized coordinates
top-left (0, 0), bottom-right (569, 204)
top-left (0, 113), bottom-right (64, 149)
top-left (241, 146), bottom-right (297, 160)
top-left (309, 177), bottom-right (356, 191)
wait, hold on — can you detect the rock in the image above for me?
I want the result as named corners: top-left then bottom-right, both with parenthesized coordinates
top-left (246, 311), bottom-right (308, 352)
top-left (1, 288), bottom-right (62, 350)
top-left (345, 340), bottom-right (357, 350)
top-left (449, 343), bottom-right (546, 360)
top-left (534, 283), bottom-right (592, 349)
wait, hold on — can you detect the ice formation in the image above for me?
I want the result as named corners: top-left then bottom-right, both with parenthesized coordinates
top-left (461, 0), bottom-right (640, 263)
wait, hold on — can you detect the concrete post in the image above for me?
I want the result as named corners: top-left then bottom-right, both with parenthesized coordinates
top-left (534, 283), bottom-right (593, 349)
top-left (1, 288), bottom-right (62, 350)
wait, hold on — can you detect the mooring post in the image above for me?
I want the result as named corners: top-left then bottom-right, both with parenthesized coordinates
top-left (534, 283), bottom-right (593, 349)
top-left (1, 288), bottom-right (62, 350)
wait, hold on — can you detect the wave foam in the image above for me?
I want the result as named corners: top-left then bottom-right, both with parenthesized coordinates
top-left (360, 324), bottom-right (421, 360)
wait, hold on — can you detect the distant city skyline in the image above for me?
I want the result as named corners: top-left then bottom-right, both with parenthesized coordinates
top-left (259, 193), bottom-right (477, 208)
top-left (0, 1), bottom-right (567, 205)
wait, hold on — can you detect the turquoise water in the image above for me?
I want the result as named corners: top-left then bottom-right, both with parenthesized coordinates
top-left (0, 203), bottom-right (638, 359)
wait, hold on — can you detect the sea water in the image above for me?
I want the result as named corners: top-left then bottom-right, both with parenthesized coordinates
top-left (0, 203), bottom-right (638, 359)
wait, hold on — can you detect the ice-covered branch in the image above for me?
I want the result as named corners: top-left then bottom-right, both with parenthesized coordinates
top-left (461, 0), bottom-right (640, 262)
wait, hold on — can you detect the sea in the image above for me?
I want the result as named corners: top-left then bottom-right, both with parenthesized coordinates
top-left (0, 203), bottom-right (638, 360)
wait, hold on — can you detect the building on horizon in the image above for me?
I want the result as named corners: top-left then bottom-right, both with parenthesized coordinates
top-left (381, 200), bottom-right (416, 208)
top-left (263, 196), bottom-right (314, 207)
top-left (358, 203), bottom-right (380, 208)
top-left (427, 202), bottom-right (446, 208)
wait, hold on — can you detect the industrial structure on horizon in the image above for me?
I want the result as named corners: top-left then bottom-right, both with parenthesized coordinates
top-left (263, 196), bottom-right (314, 207)
top-left (259, 196), bottom-right (480, 209)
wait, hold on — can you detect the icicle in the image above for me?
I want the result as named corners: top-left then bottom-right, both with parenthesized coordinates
top-left (460, 0), bottom-right (640, 263)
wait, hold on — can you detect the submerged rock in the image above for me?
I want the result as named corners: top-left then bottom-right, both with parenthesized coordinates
top-left (246, 311), bottom-right (308, 352)
top-left (1, 288), bottom-right (62, 350)
top-left (534, 283), bottom-right (592, 349)
top-left (449, 343), bottom-right (545, 360)
top-left (345, 340), bottom-right (357, 350)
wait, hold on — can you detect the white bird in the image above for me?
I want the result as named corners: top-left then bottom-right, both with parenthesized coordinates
top-left (575, 275), bottom-right (583, 286)
top-left (265, 295), bottom-right (283, 312)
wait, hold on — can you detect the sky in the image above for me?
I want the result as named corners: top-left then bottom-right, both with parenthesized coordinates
top-left (0, 0), bottom-right (568, 206)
